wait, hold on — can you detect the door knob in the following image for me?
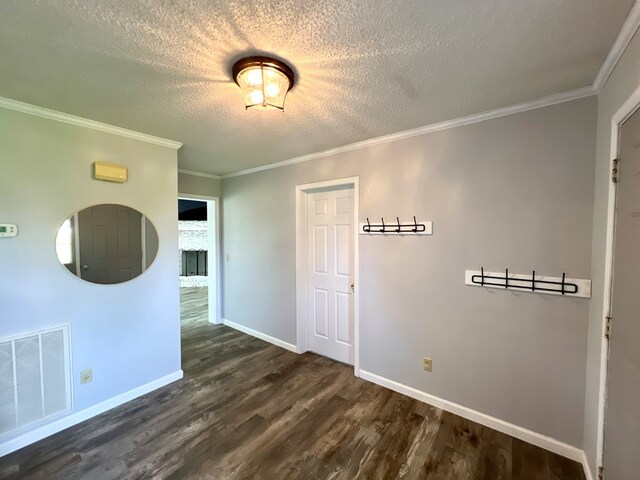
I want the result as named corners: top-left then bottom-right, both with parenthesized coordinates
top-left (350, 282), bottom-right (355, 291)
top-left (82, 265), bottom-right (89, 270)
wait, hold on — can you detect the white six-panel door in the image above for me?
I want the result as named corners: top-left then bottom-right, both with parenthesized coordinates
top-left (307, 188), bottom-right (354, 364)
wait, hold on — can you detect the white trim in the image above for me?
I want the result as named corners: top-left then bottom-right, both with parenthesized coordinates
top-left (222, 87), bottom-right (596, 179)
top-left (208, 199), bottom-right (222, 324)
top-left (0, 370), bottom-right (183, 457)
top-left (359, 369), bottom-right (584, 464)
top-left (581, 450), bottom-right (595, 480)
top-left (178, 169), bottom-right (221, 180)
top-left (177, 193), bottom-right (217, 202)
top-left (596, 83), bottom-right (640, 476)
top-left (178, 195), bottom-right (222, 325)
top-left (215, 200), bottom-right (222, 324)
top-left (295, 177), bottom-right (360, 376)
top-left (221, 319), bottom-right (298, 353)
top-left (0, 96), bottom-right (182, 150)
top-left (0, 323), bottom-right (71, 344)
top-left (593, 1), bottom-right (640, 92)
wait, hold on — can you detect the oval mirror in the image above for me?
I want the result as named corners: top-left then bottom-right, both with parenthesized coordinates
top-left (55, 204), bottom-right (158, 284)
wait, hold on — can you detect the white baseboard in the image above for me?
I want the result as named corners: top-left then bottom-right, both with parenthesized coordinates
top-left (221, 319), bottom-right (298, 353)
top-left (0, 370), bottom-right (183, 457)
top-left (359, 369), bottom-right (585, 465)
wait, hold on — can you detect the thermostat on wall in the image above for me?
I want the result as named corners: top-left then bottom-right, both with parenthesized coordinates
top-left (0, 224), bottom-right (18, 237)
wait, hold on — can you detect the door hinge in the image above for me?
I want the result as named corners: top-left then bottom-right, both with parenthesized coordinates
top-left (611, 158), bottom-right (619, 183)
top-left (604, 316), bottom-right (612, 339)
top-left (598, 465), bottom-right (604, 479)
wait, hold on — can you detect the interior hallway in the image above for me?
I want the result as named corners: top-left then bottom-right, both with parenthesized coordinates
top-left (0, 288), bottom-right (585, 479)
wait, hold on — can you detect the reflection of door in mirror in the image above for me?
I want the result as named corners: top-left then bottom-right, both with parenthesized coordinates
top-left (78, 205), bottom-right (143, 284)
top-left (55, 215), bottom-right (77, 275)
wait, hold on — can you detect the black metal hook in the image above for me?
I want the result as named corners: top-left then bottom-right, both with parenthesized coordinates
top-left (362, 216), bottom-right (426, 234)
top-left (532, 270), bottom-right (536, 292)
top-left (470, 268), bottom-right (579, 295)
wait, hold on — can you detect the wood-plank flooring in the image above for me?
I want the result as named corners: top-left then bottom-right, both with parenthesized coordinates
top-left (0, 288), bottom-right (586, 480)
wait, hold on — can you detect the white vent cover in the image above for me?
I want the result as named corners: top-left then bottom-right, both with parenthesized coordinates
top-left (0, 326), bottom-right (72, 438)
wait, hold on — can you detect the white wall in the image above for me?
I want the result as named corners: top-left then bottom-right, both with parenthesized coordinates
top-left (584, 28), bottom-right (640, 478)
top-left (0, 108), bottom-right (181, 444)
top-left (222, 97), bottom-right (597, 449)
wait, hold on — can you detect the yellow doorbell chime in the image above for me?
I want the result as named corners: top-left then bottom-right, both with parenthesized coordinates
top-left (92, 162), bottom-right (128, 183)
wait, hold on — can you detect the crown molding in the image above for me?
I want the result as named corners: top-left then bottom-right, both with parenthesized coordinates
top-left (222, 85), bottom-right (596, 179)
top-left (0, 96), bottom-right (183, 150)
top-left (593, 0), bottom-right (640, 92)
top-left (178, 168), bottom-right (221, 180)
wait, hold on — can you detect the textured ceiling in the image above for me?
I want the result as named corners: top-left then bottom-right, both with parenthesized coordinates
top-left (0, 1), bottom-right (634, 175)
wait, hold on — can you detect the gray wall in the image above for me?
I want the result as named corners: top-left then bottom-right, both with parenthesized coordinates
top-left (584, 29), bottom-right (640, 478)
top-left (178, 172), bottom-right (221, 198)
top-left (222, 97), bottom-right (597, 447)
top-left (0, 108), bottom-right (181, 422)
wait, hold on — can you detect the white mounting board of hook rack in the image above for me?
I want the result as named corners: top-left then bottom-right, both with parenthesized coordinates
top-left (359, 221), bottom-right (433, 235)
top-left (465, 270), bottom-right (591, 298)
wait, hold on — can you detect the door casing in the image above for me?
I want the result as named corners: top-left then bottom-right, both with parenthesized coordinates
top-left (295, 177), bottom-right (360, 376)
top-left (597, 84), bottom-right (640, 474)
top-left (178, 194), bottom-right (222, 325)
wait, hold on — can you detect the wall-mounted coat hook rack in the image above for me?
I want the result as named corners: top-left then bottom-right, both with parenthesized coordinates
top-left (465, 268), bottom-right (591, 298)
top-left (360, 216), bottom-right (433, 236)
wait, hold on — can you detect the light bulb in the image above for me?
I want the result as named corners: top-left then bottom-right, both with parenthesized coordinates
top-left (246, 68), bottom-right (263, 86)
top-left (265, 82), bottom-right (281, 98)
top-left (249, 89), bottom-right (264, 105)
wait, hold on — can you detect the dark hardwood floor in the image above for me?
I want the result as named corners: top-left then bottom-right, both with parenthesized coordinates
top-left (0, 288), bottom-right (585, 480)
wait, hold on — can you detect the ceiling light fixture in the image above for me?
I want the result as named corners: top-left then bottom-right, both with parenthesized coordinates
top-left (232, 56), bottom-right (295, 111)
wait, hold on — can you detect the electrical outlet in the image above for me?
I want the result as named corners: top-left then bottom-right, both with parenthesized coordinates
top-left (80, 368), bottom-right (93, 384)
top-left (423, 357), bottom-right (432, 372)
top-left (225, 253), bottom-right (230, 262)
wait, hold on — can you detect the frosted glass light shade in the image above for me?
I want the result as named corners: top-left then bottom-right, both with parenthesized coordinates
top-left (232, 56), bottom-right (294, 110)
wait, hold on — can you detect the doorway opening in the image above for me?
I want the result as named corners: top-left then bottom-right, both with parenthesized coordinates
top-left (178, 196), bottom-right (220, 328)
top-left (295, 177), bottom-right (360, 376)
